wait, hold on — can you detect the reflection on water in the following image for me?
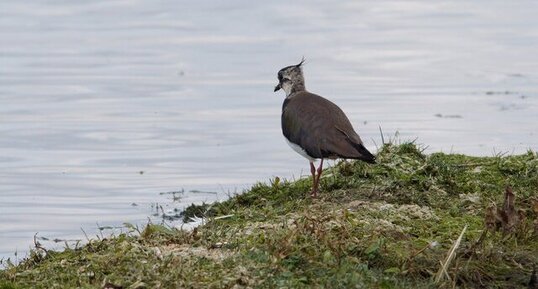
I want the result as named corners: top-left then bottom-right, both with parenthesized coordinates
top-left (1, 0), bottom-right (537, 260)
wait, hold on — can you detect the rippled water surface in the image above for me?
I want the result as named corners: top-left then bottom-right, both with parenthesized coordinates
top-left (1, 1), bottom-right (537, 260)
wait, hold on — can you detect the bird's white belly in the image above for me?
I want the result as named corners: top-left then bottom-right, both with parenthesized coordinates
top-left (286, 139), bottom-right (316, 161)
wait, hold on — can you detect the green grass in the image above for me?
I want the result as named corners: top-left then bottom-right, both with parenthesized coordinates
top-left (1, 142), bottom-right (537, 288)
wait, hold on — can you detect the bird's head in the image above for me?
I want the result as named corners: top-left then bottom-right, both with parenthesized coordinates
top-left (274, 58), bottom-right (306, 96)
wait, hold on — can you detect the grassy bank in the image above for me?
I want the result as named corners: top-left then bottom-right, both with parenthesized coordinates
top-left (1, 143), bottom-right (537, 288)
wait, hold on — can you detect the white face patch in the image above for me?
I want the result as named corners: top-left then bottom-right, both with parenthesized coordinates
top-left (282, 80), bottom-right (293, 96)
top-left (286, 139), bottom-right (316, 161)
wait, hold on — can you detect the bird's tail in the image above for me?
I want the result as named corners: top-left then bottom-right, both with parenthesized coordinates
top-left (351, 142), bottom-right (376, 164)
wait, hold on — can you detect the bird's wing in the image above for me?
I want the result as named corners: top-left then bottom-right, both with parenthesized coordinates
top-left (282, 92), bottom-right (374, 161)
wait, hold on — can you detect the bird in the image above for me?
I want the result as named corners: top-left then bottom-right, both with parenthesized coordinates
top-left (274, 59), bottom-right (375, 198)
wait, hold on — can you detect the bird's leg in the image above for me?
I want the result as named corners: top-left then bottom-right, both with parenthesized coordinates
top-left (315, 158), bottom-right (324, 188)
top-left (309, 161), bottom-right (316, 197)
top-left (311, 159), bottom-right (324, 198)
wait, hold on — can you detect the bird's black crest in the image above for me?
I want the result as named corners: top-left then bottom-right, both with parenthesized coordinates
top-left (296, 57), bottom-right (306, 68)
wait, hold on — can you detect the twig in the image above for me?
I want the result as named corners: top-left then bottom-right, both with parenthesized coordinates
top-left (409, 241), bottom-right (437, 260)
top-left (379, 125), bottom-right (385, 145)
top-left (33, 233), bottom-right (48, 254)
top-left (435, 225), bottom-right (468, 283)
top-left (81, 227), bottom-right (91, 242)
top-left (213, 214), bottom-right (234, 220)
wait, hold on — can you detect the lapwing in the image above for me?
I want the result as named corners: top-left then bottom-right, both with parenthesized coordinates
top-left (274, 59), bottom-right (375, 198)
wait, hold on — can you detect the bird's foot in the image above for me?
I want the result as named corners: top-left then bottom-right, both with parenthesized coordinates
top-left (309, 189), bottom-right (318, 198)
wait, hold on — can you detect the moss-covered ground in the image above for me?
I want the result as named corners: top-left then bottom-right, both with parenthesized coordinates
top-left (1, 143), bottom-right (537, 288)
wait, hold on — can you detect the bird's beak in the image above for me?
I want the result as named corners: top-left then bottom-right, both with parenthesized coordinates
top-left (274, 83), bottom-right (281, 92)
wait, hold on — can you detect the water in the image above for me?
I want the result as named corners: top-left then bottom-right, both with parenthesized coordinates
top-left (1, 0), bottom-right (537, 261)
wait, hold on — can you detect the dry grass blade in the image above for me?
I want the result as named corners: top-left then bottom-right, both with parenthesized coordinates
top-left (435, 224), bottom-right (468, 283)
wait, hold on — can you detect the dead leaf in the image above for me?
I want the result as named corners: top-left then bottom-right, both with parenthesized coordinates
top-left (485, 186), bottom-right (522, 235)
top-left (499, 186), bottom-right (521, 234)
top-left (485, 205), bottom-right (499, 231)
